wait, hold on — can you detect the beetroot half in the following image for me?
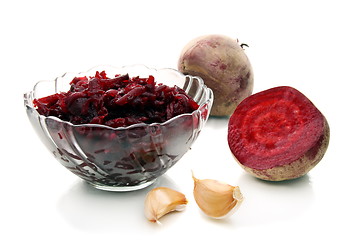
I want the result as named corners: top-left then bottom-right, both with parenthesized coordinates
top-left (228, 86), bottom-right (330, 181)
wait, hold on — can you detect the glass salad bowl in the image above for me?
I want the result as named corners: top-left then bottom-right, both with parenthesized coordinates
top-left (24, 65), bottom-right (213, 191)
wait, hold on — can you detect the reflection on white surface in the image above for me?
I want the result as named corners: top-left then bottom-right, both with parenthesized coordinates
top-left (57, 175), bottom-right (181, 233)
top-left (236, 174), bottom-right (314, 226)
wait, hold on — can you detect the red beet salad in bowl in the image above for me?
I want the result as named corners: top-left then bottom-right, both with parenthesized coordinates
top-left (24, 65), bottom-right (213, 191)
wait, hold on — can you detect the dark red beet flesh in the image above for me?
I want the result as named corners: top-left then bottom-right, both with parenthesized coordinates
top-left (228, 86), bottom-right (329, 179)
top-left (33, 71), bottom-right (199, 127)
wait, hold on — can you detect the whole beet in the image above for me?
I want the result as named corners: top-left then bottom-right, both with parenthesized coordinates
top-left (178, 34), bottom-right (254, 116)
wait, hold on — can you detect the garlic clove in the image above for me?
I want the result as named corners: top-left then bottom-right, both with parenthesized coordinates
top-left (144, 187), bottom-right (188, 223)
top-left (192, 174), bottom-right (243, 219)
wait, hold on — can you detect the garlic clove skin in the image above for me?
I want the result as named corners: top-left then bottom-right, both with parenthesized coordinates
top-left (144, 187), bottom-right (188, 223)
top-left (192, 175), bottom-right (244, 219)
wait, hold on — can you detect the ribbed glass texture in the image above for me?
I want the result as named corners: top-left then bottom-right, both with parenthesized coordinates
top-left (24, 65), bottom-right (213, 191)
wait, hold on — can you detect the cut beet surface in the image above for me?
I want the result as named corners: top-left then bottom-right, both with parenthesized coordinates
top-left (228, 86), bottom-right (330, 181)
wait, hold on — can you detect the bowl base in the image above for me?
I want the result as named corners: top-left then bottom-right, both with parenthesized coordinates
top-left (86, 179), bottom-right (156, 192)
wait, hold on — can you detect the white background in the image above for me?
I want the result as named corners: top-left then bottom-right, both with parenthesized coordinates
top-left (1, 0), bottom-right (359, 239)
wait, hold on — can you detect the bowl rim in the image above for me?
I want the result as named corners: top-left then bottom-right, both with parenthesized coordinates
top-left (24, 64), bottom-right (214, 131)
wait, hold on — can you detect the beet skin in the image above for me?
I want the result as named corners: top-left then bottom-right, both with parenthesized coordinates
top-left (178, 34), bottom-right (254, 116)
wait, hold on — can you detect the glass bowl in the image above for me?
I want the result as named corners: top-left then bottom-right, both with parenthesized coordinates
top-left (24, 65), bottom-right (213, 191)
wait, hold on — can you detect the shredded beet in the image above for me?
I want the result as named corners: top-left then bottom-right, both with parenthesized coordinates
top-left (33, 71), bottom-right (199, 127)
